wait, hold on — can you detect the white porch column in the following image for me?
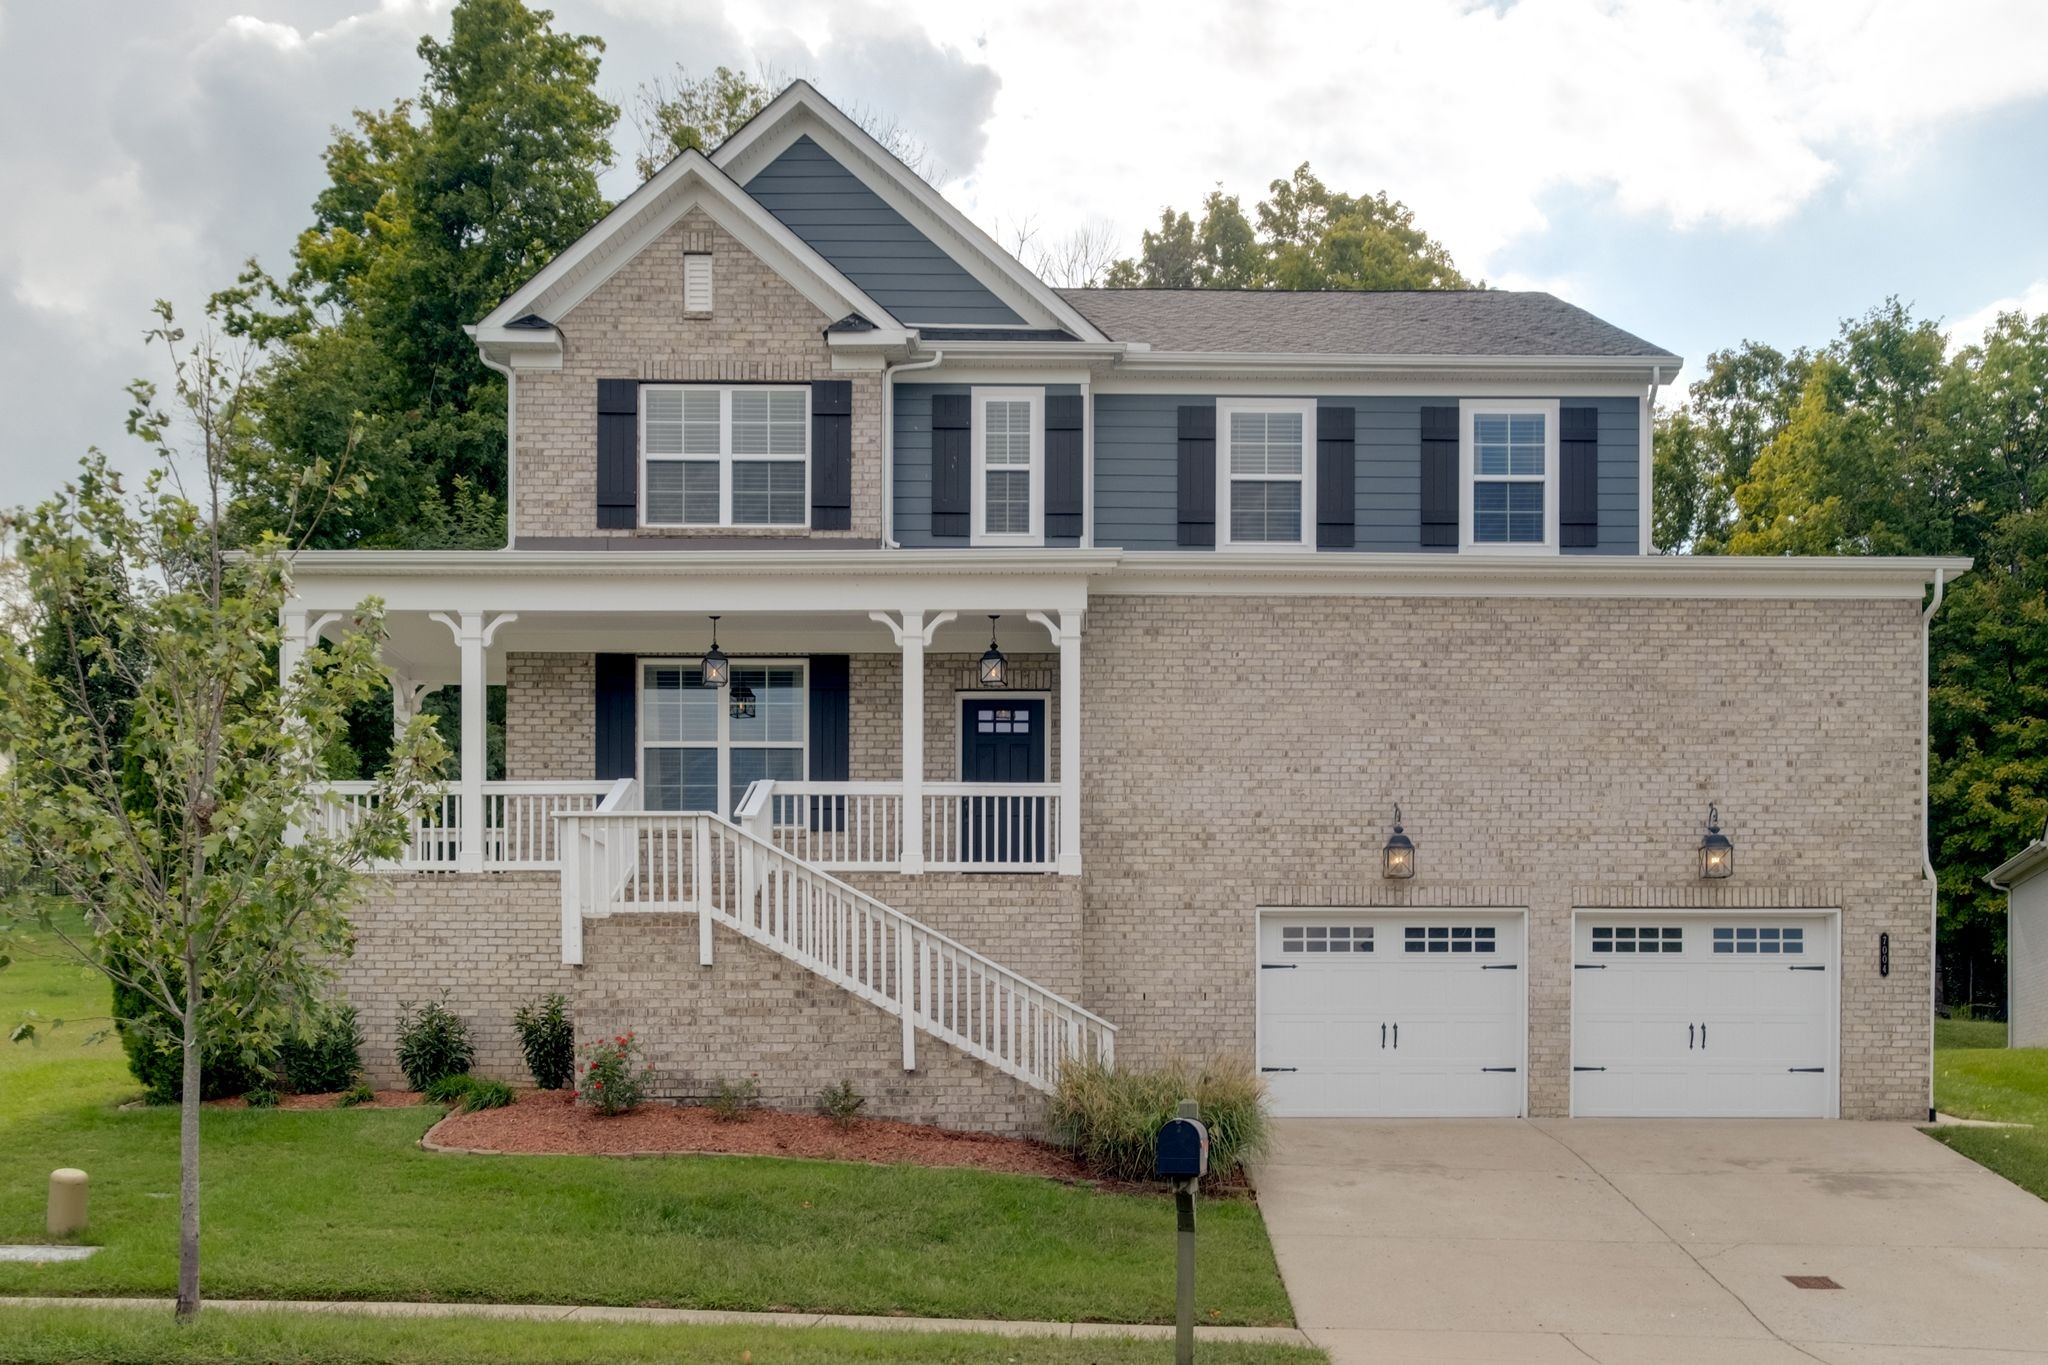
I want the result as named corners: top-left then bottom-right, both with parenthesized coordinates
top-left (279, 608), bottom-right (308, 688)
top-left (1030, 608), bottom-right (1085, 876)
top-left (871, 609), bottom-right (955, 875)
top-left (430, 611), bottom-right (517, 873)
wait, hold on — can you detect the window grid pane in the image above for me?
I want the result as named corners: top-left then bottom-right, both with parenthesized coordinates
top-left (1229, 411), bottom-right (1304, 477)
top-left (985, 469), bottom-right (1031, 535)
top-left (732, 461), bottom-right (805, 525)
top-left (1230, 480), bottom-right (1302, 544)
top-left (1473, 481), bottom-right (1544, 544)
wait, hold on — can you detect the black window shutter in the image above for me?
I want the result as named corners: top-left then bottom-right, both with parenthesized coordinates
top-left (1045, 394), bottom-right (1084, 539)
top-left (1420, 405), bottom-right (1459, 548)
top-left (807, 656), bottom-right (850, 831)
top-left (810, 380), bottom-right (853, 530)
top-left (1561, 406), bottom-right (1599, 549)
top-left (596, 380), bottom-right (639, 530)
top-left (1316, 404), bottom-right (1356, 549)
top-left (930, 393), bottom-right (972, 539)
top-left (593, 653), bottom-right (637, 780)
top-left (1176, 404), bottom-right (1216, 547)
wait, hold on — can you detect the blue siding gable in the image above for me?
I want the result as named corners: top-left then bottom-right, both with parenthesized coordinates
top-left (744, 136), bottom-right (1024, 327)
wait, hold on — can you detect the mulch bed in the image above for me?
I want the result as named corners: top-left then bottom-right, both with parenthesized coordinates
top-left (203, 1089), bottom-right (421, 1111)
top-left (424, 1089), bottom-right (1089, 1180)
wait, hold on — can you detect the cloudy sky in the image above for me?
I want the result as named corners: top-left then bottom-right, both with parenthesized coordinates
top-left (5, 0), bottom-right (2048, 509)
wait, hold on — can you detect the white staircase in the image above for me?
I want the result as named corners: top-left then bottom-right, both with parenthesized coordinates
top-left (554, 783), bottom-right (1113, 1093)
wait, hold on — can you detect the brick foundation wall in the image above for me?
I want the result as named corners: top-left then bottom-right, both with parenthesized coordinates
top-left (337, 873), bottom-right (573, 1088)
top-left (514, 210), bottom-right (882, 543)
top-left (841, 872), bottom-right (1083, 998)
top-left (573, 913), bottom-right (1046, 1134)
top-left (1079, 593), bottom-right (1929, 1120)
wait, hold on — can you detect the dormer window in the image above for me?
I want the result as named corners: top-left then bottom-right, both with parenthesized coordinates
top-left (642, 385), bottom-right (808, 528)
top-left (1459, 399), bottom-right (1559, 552)
top-left (683, 253), bottom-right (713, 313)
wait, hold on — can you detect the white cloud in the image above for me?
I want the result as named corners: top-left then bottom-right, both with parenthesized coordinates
top-left (1947, 279), bottom-right (2048, 345)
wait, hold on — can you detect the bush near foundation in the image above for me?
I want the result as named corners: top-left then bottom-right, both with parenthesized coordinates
top-left (394, 995), bottom-right (474, 1092)
top-left (513, 993), bottom-right (575, 1090)
top-left (277, 1003), bottom-right (364, 1094)
top-left (1046, 1055), bottom-right (1270, 1183)
top-left (577, 1032), bottom-right (653, 1116)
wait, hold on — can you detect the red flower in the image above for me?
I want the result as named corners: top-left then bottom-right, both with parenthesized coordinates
top-left (593, 1080), bottom-right (603, 1089)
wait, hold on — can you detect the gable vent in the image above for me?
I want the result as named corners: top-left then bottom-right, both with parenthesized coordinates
top-left (684, 254), bottom-right (713, 313)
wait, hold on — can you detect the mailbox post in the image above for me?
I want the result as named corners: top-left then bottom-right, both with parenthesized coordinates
top-left (1155, 1098), bottom-right (1209, 1365)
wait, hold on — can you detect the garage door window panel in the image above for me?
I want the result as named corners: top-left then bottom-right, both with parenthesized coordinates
top-left (1592, 925), bottom-right (1684, 954)
top-left (1405, 925), bottom-right (1497, 954)
top-left (1713, 925), bottom-right (1803, 955)
top-left (1280, 924), bottom-right (1373, 954)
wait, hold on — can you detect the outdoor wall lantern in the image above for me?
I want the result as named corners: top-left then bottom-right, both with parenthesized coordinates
top-left (978, 615), bottom-right (1009, 688)
top-left (1699, 802), bottom-right (1734, 879)
top-left (1381, 805), bottom-right (1416, 880)
top-left (701, 615), bottom-right (731, 689)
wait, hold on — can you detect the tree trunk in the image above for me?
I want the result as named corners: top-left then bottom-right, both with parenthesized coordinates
top-left (175, 957), bottom-right (202, 1322)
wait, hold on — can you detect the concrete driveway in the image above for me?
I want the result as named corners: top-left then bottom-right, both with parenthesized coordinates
top-left (1252, 1119), bottom-right (2048, 1364)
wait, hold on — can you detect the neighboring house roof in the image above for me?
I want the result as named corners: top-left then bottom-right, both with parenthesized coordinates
top-left (1056, 288), bottom-right (1677, 361)
top-left (1990, 834), bottom-right (2048, 889)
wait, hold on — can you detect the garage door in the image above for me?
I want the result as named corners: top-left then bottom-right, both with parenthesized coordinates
top-left (1257, 912), bottom-right (1524, 1118)
top-left (1571, 914), bottom-right (1835, 1118)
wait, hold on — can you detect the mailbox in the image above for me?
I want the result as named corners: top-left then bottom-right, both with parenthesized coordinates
top-left (1155, 1116), bottom-right (1209, 1179)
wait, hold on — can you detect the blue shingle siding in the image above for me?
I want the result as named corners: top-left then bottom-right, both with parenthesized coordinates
top-left (745, 136), bottom-right (1024, 327)
top-left (893, 384), bottom-right (1080, 547)
top-left (901, 389), bottom-right (1643, 553)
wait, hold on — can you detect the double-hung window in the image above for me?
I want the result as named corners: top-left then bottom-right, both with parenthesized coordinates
top-left (1217, 398), bottom-right (1315, 549)
top-left (642, 385), bottom-right (809, 528)
top-left (640, 660), bottom-right (806, 817)
top-left (1460, 398), bottom-right (1559, 551)
top-left (971, 386), bottom-right (1043, 545)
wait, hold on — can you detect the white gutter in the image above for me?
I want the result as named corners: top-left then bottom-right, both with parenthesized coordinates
top-left (880, 346), bottom-right (944, 549)
top-left (1111, 350), bottom-right (1686, 375)
top-left (1923, 566), bottom-right (1948, 1121)
top-left (475, 348), bottom-right (518, 551)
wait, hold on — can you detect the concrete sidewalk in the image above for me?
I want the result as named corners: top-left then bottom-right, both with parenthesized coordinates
top-left (1253, 1118), bottom-right (2048, 1365)
top-left (0, 1294), bottom-right (1317, 1348)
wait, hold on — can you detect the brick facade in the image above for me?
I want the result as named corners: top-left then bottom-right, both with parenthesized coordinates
top-left (513, 209), bottom-right (883, 543)
top-left (505, 652), bottom-right (593, 780)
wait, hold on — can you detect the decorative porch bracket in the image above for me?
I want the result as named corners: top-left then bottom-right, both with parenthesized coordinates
top-left (869, 609), bottom-right (955, 875)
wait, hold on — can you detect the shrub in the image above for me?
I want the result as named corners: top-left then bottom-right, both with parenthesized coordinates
top-left (459, 1078), bottom-right (516, 1112)
top-left (394, 995), bottom-right (473, 1092)
top-left (513, 994), bottom-right (575, 1090)
top-left (422, 1073), bottom-right (478, 1106)
top-left (276, 1002), bottom-right (364, 1094)
top-left (111, 972), bottom-right (267, 1104)
top-left (578, 1033), bottom-right (653, 1116)
top-left (708, 1077), bottom-right (761, 1123)
top-left (1045, 1055), bottom-right (1270, 1183)
top-left (243, 1086), bottom-right (280, 1109)
top-left (337, 1084), bottom-right (376, 1109)
top-left (817, 1079), bottom-right (865, 1129)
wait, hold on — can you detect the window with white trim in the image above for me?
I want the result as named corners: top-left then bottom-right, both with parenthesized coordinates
top-left (972, 387), bottom-right (1043, 544)
top-left (1218, 398), bottom-right (1315, 548)
top-left (641, 385), bottom-right (808, 528)
top-left (640, 660), bottom-right (806, 816)
top-left (1460, 398), bottom-right (1558, 551)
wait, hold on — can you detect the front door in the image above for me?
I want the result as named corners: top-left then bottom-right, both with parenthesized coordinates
top-left (960, 699), bottom-right (1046, 865)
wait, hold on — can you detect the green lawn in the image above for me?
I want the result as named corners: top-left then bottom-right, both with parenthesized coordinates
top-left (0, 906), bottom-right (1294, 1326)
top-left (0, 1305), bottom-right (1324, 1364)
top-left (1929, 1015), bottom-right (2048, 1201)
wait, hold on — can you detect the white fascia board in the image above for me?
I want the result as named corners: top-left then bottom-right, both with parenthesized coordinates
top-left (1990, 840), bottom-right (2048, 888)
top-left (1093, 375), bottom-right (1656, 398)
top-left (1113, 351), bottom-right (1684, 378)
top-left (708, 83), bottom-right (1108, 343)
top-left (474, 150), bottom-right (896, 344)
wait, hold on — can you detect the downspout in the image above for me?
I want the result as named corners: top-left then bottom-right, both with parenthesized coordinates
top-left (1642, 365), bottom-right (1664, 554)
top-left (881, 346), bottom-right (944, 549)
top-left (1923, 566), bottom-right (1947, 1122)
top-left (477, 349), bottom-right (518, 551)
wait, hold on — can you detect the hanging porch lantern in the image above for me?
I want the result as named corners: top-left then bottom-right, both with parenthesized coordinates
top-left (1699, 802), bottom-right (1734, 879)
top-left (978, 615), bottom-right (1008, 688)
top-left (728, 679), bottom-right (757, 721)
top-left (1381, 805), bottom-right (1416, 880)
top-left (701, 615), bottom-right (731, 689)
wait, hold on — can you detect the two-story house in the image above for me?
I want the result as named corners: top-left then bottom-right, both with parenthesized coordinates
top-left (292, 82), bottom-right (1966, 1130)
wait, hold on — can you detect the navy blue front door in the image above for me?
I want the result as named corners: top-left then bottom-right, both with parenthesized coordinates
top-left (961, 700), bottom-right (1046, 864)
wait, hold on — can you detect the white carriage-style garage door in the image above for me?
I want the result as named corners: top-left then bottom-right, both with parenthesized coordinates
top-left (1257, 912), bottom-right (1525, 1118)
top-left (1571, 913), bottom-right (1837, 1118)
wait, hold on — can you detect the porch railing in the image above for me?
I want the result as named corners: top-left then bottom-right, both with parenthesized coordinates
top-left (313, 779), bottom-right (625, 870)
top-left (555, 797), bottom-right (1112, 1092)
top-left (755, 779), bottom-right (1061, 874)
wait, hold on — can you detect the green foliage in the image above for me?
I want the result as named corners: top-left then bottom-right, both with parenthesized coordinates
top-left (1105, 164), bottom-right (1469, 291)
top-left (422, 1072), bottom-right (478, 1105)
top-left (817, 1079), bottom-right (865, 1130)
top-left (707, 1076), bottom-right (760, 1123)
top-left (632, 64), bottom-right (772, 180)
top-left (216, 0), bottom-right (615, 550)
top-left (459, 1078), bottom-right (516, 1112)
top-left (111, 973), bottom-right (267, 1105)
top-left (577, 1032), bottom-right (651, 1116)
top-left (396, 996), bottom-right (475, 1092)
top-left (277, 1003), bottom-right (364, 1094)
top-left (244, 1087), bottom-right (280, 1109)
top-left (1046, 1055), bottom-right (1270, 1184)
top-left (337, 1083), bottom-right (377, 1108)
top-left (513, 993), bottom-right (574, 1090)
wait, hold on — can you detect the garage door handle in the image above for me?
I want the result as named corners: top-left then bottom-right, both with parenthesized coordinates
top-left (1261, 1066), bottom-right (1298, 1073)
top-left (1481, 963), bottom-right (1518, 970)
top-left (1392, 1023), bottom-right (1398, 1049)
top-left (1574, 963), bottom-right (1606, 969)
top-left (1789, 965), bottom-right (1826, 971)
top-left (1789, 1067), bottom-right (1826, 1073)
top-left (1689, 1023), bottom-right (1695, 1049)
top-left (1261, 962), bottom-right (1297, 970)
top-left (1481, 1066), bottom-right (1518, 1073)
top-left (1574, 1066), bottom-right (1606, 1072)
top-left (1381, 1023), bottom-right (1387, 1049)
